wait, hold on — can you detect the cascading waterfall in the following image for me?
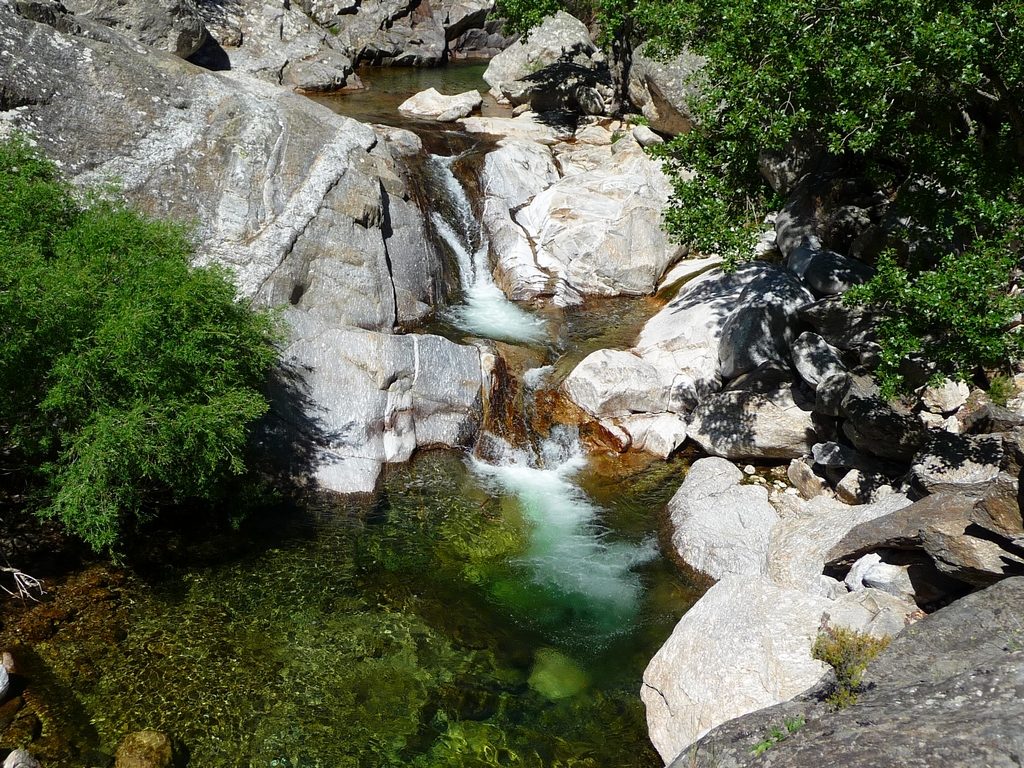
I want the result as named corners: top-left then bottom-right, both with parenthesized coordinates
top-left (470, 420), bottom-right (658, 646)
top-left (427, 154), bottom-right (548, 344)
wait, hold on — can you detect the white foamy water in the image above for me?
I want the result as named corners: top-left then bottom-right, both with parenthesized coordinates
top-left (469, 430), bottom-right (657, 623)
top-left (429, 156), bottom-right (547, 344)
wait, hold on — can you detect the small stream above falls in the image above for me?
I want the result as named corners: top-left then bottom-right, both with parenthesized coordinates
top-left (0, 65), bottom-right (705, 768)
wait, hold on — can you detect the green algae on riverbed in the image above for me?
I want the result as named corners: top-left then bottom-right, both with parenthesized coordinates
top-left (6, 451), bottom-right (699, 767)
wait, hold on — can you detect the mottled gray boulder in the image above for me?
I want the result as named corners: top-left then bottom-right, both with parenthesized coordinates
top-left (971, 472), bottom-right (1024, 541)
top-left (840, 376), bottom-right (926, 461)
top-left (63, 0), bottom-right (207, 57)
top-left (667, 457), bottom-right (778, 579)
top-left (626, 40), bottom-right (706, 135)
top-left (911, 432), bottom-right (1002, 494)
top-left (674, 578), bottom-right (1024, 768)
top-left (921, 378), bottom-right (970, 414)
top-left (514, 138), bottom-right (682, 302)
top-left (797, 296), bottom-right (878, 351)
top-left (505, 59), bottom-right (613, 115)
top-left (769, 491), bottom-right (912, 594)
top-left (788, 247), bottom-right (873, 297)
top-left (687, 378), bottom-right (827, 460)
top-left (826, 492), bottom-right (1024, 587)
top-left (481, 139), bottom-right (560, 209)
top-left (561, 349), bottom-right (669, 418)
top-left (791, 331), bottom-right (845, 389)
top-left (718, 267), bottom-right (815, 380)
top-left (483, 11), bottom-right (596, 100)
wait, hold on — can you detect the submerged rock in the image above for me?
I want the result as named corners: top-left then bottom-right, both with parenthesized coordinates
top-left (528, 648), bottom-right (588, 701)
top-left (114, 730), bottom-right (173, 768)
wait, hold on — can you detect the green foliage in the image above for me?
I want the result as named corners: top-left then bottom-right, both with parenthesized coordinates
top-left (846, 242), bottom-right (1024, 397)
top-left (750, 716), bottom-right (805, 756)
top-left (812, 625), bottom-right (891, 709)
top-left (988, 374), bottom-right (1016, 407)
top-left (0, 136), bottom-right (279, 551)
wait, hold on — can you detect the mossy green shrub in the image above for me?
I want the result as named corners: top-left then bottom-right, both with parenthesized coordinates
top-left (0, 135), bottom-right (279, 552)
top-left (812, 625), bottom-right (891, 709)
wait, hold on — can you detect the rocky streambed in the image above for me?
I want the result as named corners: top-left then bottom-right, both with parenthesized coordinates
top-left (3, 2), bottom-right (1024, 767)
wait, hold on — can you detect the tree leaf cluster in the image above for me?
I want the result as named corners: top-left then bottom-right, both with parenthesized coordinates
top-left (0, 136), bottom-right (280, 552)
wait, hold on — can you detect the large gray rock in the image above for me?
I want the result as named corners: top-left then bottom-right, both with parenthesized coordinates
top-left (63, 0), bottom-right (208, 57)
top-left (642, 577), bottom-right (832, 764)
top-left (687, 379), bottom-right (827, 460)
top-left (3, 752), bottom-right (41, 768)
top-left (0, 2), bottom-right (482, 493)
top-left (322, 0), bottom-right (446, 67)
top-left (718, 267), bottom-right (815, 380)
top-left (840, 376), bottom-right (926, 461)
top-left (397, 87), bottom-right (482, 121)
top-left (285, 326), bottom-right (484, 492)
top-left (797, 296), bottom-right (878, 351)
top-left (626, 40), bottom-right (705, 135)
top-left (0, 665), bottom-right (8, 701)
top-left (561, 349), bottom-right (669, 418)
top-left (787, 246), bottom-right (873, 297)
top-left (482, 11), bottom-right (596, 101)
top-left (667, 458), bottom-right (779, 579)
top-left (505, 59), bottom-right (614, 115)
top-left (481, 138), bottom-right (560, 210)
top-left (635, 264), bottom-right (780, 411)
top-left (674, 578), bottom-right (1024, 768)
top-left (514, 137), bottom-right (682, 302)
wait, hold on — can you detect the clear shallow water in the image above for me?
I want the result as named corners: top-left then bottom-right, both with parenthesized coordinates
top-left (21, 450), bottom-right (697, 767)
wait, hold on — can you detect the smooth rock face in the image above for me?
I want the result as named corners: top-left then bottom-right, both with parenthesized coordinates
top-left (635, 265), bottom-right (772, 411)
top-left (769, 492), bottom-right (912, 594)
top-left (1, 4), bottom-right (483, 492)
top-left (678, 579), bottom-right (1024, 768)
top-left (285, 326), bottom-right (484, 493)
top-left (195, 0), bottom-right (354, 90)
top-left (626, 41), bottom-right (705, 135)
top-left (397, 87), bottom-right (482, 121)
top-left (515, 139), bottom-right (681, 302)
top-left (482, 11), bottom-right (595, 100)
top-left (64, 0), bottom-right (207, 57)
top-left (642, 577), bottom-right (831, 764)
top-left (481, 139), bottom-right (560, 210)
top-left (844, 553), bottom-right (915, 602)
top-left (668, 458), bottom-right (778, 578)
top-left (115, 730), bottom-right (173, 768)
top-left (687, 380), bottom-right (825, 460)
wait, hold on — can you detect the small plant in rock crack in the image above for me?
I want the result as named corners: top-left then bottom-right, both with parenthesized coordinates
top-left (812, 624), bottom-right (891, 709)
top-left (750, 716), bottom-right (805, 756)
